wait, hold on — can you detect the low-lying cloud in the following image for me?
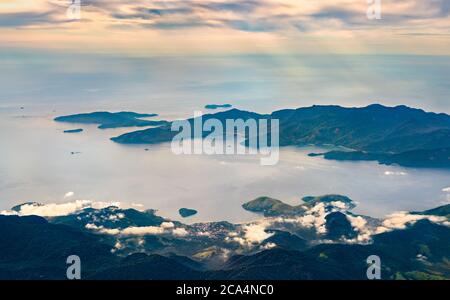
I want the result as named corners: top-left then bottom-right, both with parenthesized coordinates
top-left (85, 221), bottom-right (190, 237)
top-left (2, 200), bottom-right (135, 217)
top-left (375, 212), bottom-right (450, 234)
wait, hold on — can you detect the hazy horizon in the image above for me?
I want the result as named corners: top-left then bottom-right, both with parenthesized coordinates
top-left (1, 51), bottom-right (450, 118)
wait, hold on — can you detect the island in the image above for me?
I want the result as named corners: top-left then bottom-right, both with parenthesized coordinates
top-left (242, 196), bottom-right (305, 217)
top-left (204, 104), bottom-right (232, 110)
top-left (179, 208), bottom-right (198, 218)
top-left (63, 128), bottom-right (83, 133)
top-left (110, 104), bottom-right (450, 169)
top-left (54, 111), bottom-right (169, 129)
top-left (242, 194), bottom-right (355, 217)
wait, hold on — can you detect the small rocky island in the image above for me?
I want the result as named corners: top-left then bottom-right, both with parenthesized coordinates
top-left (242, 196), bottom-right (304, 217)
top-left (55, 111), bottom-right (168, 129)
top-left (63, 128), bottom-right (83, 133)
top-left (179, 208), bottom-right (198, 218)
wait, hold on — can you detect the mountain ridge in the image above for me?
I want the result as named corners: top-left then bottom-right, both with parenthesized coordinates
top-left (110, 104), bottom-right (450, 168)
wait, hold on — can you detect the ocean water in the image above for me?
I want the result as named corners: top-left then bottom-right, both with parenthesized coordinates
top-left (0, 52), bottom-right (449, 222)
top-left (0, 108), bottom-right (449, 223)
top-left (1, 52), bottom-right (450, 116)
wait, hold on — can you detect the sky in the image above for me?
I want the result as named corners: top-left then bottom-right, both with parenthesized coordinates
top-left (0, 1), bottom-right (449, 113)
top-left (0, 0), bottom-right (449, 55)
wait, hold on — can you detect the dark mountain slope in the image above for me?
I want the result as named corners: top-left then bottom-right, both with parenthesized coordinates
top-left (208, 220), bottom-right (450, 280)
top-left (89, 253), bottom-right (205, 280)
top-left (0, 206), bottom-right (448, 280)
top-left (272, 104), bottom-right (450, 152)
top-left (0, 215), bottom-right (116, 279)
top-left (50, 206), bottom-right (166, 230)
top-left (414, 204), bottom-right (450, 217)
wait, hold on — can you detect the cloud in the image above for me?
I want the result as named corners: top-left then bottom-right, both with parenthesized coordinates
top-left (0, 210), bottom-right (18, 216)
top-left (442, 187), bottom-right (450, 193)
top-left (384, 171), bottom-right (407, 176)
top-left (121, 225), bottom-right (165, 235)
top-left (226, 221), bottom-right (274, 247)
top-left (108, 213), bottom-right (125, 221)
top-left (0, 11), bottom-right (58, 27)
top-left (311, 6), bottom-right (363, 24)
top-left (196, 231), bottom-right (211, 237)
top-left (346, 215), bottom-right (373, 243)
top-left (110, 240), bottom-right (124, 253)
top-left (1, 0), bottom-right (449, 55)
top-left (85, 223), bottom-right (121, 235)
top-left (85, 221), bottom-right (190, 237)
top-left (172, 227), bottom-right (189, 236)
top-left (222, 19), bottom-right (279, 32)
top-left (242, 222), bottom-right (274, 243)
top-left (1, 0), bottom-right (448, 35)
top-left (198, 1), bottom-right (262, 14)
top-left (261, 242), bottom-right (277, 250)
top-left (295, 202), bottom-right (328, 233)
top-left (0, 199), bottom-right (153, 218)
top-left (93, 0), bottom-right (450, 34)
top-left (64, 191), bottom-right (75, 199)
top-left (225, 200), bottom-right (361, 248)
top-left (160, 221), bottom-right (175, 229)
top-left (375, 212), bottom-right (449, 234)
top-left (7, 200), bottom-right (128, 217)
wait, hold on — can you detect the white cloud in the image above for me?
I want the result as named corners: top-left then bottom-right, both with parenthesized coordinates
top-left (85, 221), bottom-right (190, 237)
top-left (1, 0), bottom-right (450, 56)
top-left (330, 201), bottom-right (349, 210)
top-left (0, 209), bottom-right (18, 216)
top-left (85, 223), bottom-right (120, 235)
top-left (18, 200), bottom-right (97, 217)
top-left (160, 222), bottom-right (175, 229)
top-left (375, 212), bottom-right (449, 234)
top-left (114, 241), bottom-right (123, 250)
top-left (196, 231), bottom-right (211, 237)
top-left (243, 222), bottom-right (274, 244)
top-left (346, 215), bottom-right (373, 243)
top-left (64, 191), bottom-right (74, 199)
top-left (384, 171), bottom-right (407, 176)
top-left (172, 227), bottom-right (189, 237)
top-left (261, 242), bottom-right (277, 250)
top-left (6, 200), bottom-right (140, 217)
top-left (227, 221), bottom-right (274, 247)
top-left (296, 202), bottom-right (328, 233)
top-left (121, 226), bottom-right (165, 235)
top-left (227, 199), bottom-right (369, 247)
top-left (111, 240), bottom-right (124, 253)
top-left (442, 187), bottom-right (450, 193)
top-left (109, 213), bottom-right (125, 221)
